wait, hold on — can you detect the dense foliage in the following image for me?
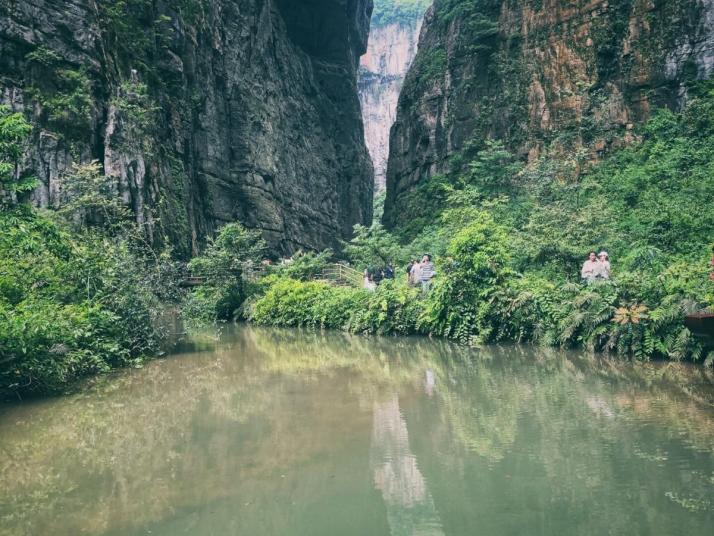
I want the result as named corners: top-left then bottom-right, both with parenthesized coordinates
top-left (182, 223), bottom-right (265, 323)
top-left (248, 87), bottom-right (714, 364)
top-left (0, 110), bottom-right (185, 397)
top-left (0, 207), bottom-right (181, 398)
top-left (2, 58), bottom-right (714, 401)
top-left (371, 0), bottom-right (431, 27)
top-left (0, 106), bottom-right (36, 205)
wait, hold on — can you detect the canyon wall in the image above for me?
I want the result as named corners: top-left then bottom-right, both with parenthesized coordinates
top-left (0, 0), bottom-right (374, 256)
top-left (359, 12), bottom-right (423, 191)
top-left (383, 0), bottom-right (714, 228)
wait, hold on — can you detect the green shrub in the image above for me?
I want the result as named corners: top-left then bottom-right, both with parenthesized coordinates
top-left (347, 280), bottom-right (423, 335)
top-left (0, 106), bottom-right (36, 202)
top-left (418, 211), bottom-right (514, 343)
top-left (24, 59), bottom-right (94, 137)
top-left (273, 250), bottom-right (333, 281)
top-left (183, 223), bottom-right (266, 323)
top-left (0, 208), bottom-right (168, 397)
top-left (249, 277), bottom-right (424, 336)
top-left (0, 301), bottom-right (125, 395)
top-left (250, 278), bottom-right (367, 329)
top-left (343, 224), bottom-right (406, 269)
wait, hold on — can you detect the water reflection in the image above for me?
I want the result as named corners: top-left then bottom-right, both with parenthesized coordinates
top-left (0, 325), bottom-right (712, 536)
top-left (371, 396), bottom-right (444, 535)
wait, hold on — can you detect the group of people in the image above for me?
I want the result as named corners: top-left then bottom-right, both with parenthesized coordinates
top-left (406, 254), bottom-right (436, 291)
top-left (363, 265), bottom-right (395, 290)
top-left (581, 250), bottom-right (611, 283)
top-left (365, 250), bottom-right (612, 290)
top-left (362, 254), bottom-right (437, 292)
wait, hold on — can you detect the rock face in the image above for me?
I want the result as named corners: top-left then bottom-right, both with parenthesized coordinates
top-left (0, 0), bottom-right (374, 256)
top-left (383, 0), bottom-right (714, 228)
top-left (359, 15), bottom-right (422, 191)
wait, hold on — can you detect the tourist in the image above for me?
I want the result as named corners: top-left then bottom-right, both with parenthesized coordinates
top-left (597, 251), bottom-right (611, 280)
top-left (410, 259), bottom-right (422, 285)
top-left (364, 268), bottom-right (376, 291)
top-left (405, 260), bottom-right (414, 283)
top-left (383, 264), bottom-right (394, 280)
top-left (581, 251), bottom-right (599, 283)
top-left (372, 265), bottom-right (383, 286)
top-left (419, 254), bottom-right (436, 292)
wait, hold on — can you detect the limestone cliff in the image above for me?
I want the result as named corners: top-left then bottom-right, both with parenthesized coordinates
top-left (0, 0), bottom-right (374, 256)
top-left (359, 11), bottom-right (423, 191)
top-left (383, 0), bottom-right (714, 228)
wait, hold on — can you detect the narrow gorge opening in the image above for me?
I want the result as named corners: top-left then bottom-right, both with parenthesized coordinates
top-left (358, 1), bottom-right (431, 204)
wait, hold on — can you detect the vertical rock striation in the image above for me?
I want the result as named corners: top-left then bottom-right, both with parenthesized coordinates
top-left (383, 0), bottom-right (714, 229)
top-left (0, 0), bottom-right (374, 256)
top-left (359, 10), bottom-right (423, 191)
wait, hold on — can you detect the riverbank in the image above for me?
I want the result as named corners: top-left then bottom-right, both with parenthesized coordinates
top-left (0, 206), bottom-right (183, 399)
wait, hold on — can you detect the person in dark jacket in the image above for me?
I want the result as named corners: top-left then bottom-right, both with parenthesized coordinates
top-left (406, 260), bottom-right (415, 283)
top-left (372, 266), bottom-right (383, 285)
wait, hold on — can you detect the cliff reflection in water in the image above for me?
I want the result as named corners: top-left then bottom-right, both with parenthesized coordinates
top-left (371, 396), bottom-right (444, 535)
top-left (0, 325), bottom-right (713, 536)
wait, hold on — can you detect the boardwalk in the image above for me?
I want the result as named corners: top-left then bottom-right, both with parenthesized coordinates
top-left (181, 263), bottom-right (363, 288)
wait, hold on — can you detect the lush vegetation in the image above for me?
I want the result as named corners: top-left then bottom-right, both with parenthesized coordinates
top-left (245, 86), bottom-right (714, 364)
top-left (2, 62), bottom-right (714, 401)
top-left (371, 0), bottom-right (431, 27)
top-left (24, 48), bottom-right (94, 139)
top-left (182, 223), bottom-right (265, 324)
top-left (0, 206), bottom-right (183, 398)
top-left (0, 113), bottom-right (182, 398)
top-left (0, 106), bottom-right (36, 204)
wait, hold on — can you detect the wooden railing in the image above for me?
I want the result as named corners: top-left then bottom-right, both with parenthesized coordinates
top-left (316, 263), bottom-right (363, 288)
top-left (181, 263), bottom-right (363, 289)
top-left (180, 276), bottom-right (208, 288)
top-left (180, 266), bottom-right (264, 287)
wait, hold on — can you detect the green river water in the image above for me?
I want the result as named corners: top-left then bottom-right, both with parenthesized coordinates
top-left (1, 325), bottom-right (714, 535)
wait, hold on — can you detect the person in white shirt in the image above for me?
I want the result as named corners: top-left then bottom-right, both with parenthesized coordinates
top-left (581, 252), bottom-right (599, 283)
top-left (596, 251), bottom-right (611, 280)
top-left (364, 269), bottom-right (376, 291)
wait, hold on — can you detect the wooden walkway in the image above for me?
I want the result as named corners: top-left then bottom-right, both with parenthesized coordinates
top-left (179, 268), bottom-right (264, 287)
top-left (313, 263), bottom-right (363, 287)
top-left (180, 263), bottom-right (363, 288)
